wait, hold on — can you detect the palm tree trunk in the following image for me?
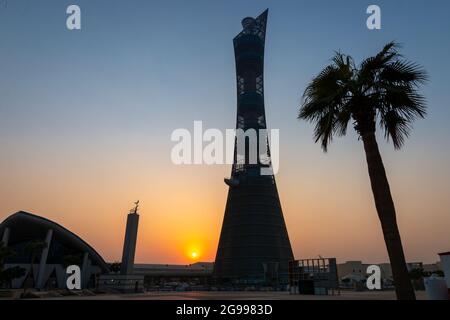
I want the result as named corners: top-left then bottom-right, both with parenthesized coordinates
top-left (362, 131), bottom-right (416, 300)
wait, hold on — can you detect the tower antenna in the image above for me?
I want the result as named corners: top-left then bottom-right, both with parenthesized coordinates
top-left (131, 200), bottom-right (139, 214)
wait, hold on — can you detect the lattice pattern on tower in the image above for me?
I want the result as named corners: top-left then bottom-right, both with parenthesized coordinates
top-left (234, 9), bottom-right (268, 43)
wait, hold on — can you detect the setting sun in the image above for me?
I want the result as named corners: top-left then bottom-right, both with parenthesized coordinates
top-left (185, 242), bottom-right (205, 262)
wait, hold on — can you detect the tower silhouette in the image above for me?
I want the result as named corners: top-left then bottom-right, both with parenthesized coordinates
top-left (121, 202), bottom-right (140, 275)
top-left (214, 9), bottom-right (294, 285)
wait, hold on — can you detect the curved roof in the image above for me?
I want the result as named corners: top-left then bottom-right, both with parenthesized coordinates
top-left (0, 211), bottom-right (109, 273)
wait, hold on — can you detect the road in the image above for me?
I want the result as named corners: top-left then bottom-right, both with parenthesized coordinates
top-left (44, 290), bottom-right (428, 300)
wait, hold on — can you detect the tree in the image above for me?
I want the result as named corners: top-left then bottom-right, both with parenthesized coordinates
top-left (409, 268), bottom-right (426, 281)
top-left (0, 241), bottom-right (13, 268)
top-left (0, 242), bottom-right (26, 288)
top-left (0, 266), bottom-right (26, 288)
top-left (62, 254), bottom-right (83, 268)
top-left (109, 261), bottom-right (121, 274)
top-left (298, 42), bottom-right (428, 300)
top-left (22, 240), bottom-right (48, 293)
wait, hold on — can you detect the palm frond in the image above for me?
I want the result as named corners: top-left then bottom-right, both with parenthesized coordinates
top-left (379, 109), bottom-right (412, 149)
top-left (313, 110), bottom-right (336, 152)
top-left (299, 52), bottom-right (356, 151)
top-left (381, 60), bottom-right (428, 86)
top-left (298, 41), bottom-right (428, 151)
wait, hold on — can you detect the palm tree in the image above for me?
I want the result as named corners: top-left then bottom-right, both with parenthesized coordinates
top-left (62, 254), bottom-right (83, 268)
top-left (298, 42), bottom-right (428, 300)
top-left (22, 240), bottom-right (47, 294)
top-left (0, 242), bottom-right (26, 288)
top-left (0, 241), bottom-right (13, 268)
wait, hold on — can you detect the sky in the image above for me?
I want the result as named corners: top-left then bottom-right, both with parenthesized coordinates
top-left (1, 0), bottom-right (449, 265)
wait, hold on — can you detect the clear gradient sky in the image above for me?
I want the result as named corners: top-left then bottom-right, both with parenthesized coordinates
top-left (1, 0), bottom-right (449, 265)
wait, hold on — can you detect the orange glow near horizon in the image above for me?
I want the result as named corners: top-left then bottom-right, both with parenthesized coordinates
top-left (2, 0), bottom-right (450, 273)
top-left (1, 135), bottom-right (450, 266)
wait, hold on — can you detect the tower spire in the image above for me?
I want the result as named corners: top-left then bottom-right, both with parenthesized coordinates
top-left (214, 10), bottom-right (294, 285)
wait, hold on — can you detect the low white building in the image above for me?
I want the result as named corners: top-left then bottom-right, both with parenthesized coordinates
top-left (337, 260), bottom-right (429, 288)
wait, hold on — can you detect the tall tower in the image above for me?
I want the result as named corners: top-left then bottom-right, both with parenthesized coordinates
top-left (214, 10), bottom-right (294, 285)
top-left (120, 201), bottom-right (140, 275)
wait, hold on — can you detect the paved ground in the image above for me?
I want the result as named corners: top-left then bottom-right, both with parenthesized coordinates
top-left (45, 290), bottom-right (428, 300)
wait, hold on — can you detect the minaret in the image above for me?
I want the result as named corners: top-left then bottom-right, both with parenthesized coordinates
top-left (214, 9), bottom-right (294, 285)
top-left (120, 201), bottom-right (140, 275)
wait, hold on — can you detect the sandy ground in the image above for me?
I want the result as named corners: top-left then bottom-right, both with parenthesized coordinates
top-left (39, 290), bottom-right (428, 300)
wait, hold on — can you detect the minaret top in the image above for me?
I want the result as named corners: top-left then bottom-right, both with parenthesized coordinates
top-left (130, 200), bottom-right (139, 215)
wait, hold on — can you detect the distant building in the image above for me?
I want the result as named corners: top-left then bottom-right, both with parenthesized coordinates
top-left (288, 258), bottom-right (339, 295)
top-left (134, 262), bottom-right (213, 277)
top-left (337, 260), bottom-right (430, 289)
top-left (337, 261), bottom-right (369, 280)
top-left (98, 202), bottom-right (144, 293)
top-left (135, 262), bottom-right (214, 274)
top-left (134, 262), bottom-right (213, 288)
top-left (0, 211), bottom-right (109, 290)
top-left (423, 262), bottom-right (443, 273)
top-left (377, 262), bottom-right (424, 281)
